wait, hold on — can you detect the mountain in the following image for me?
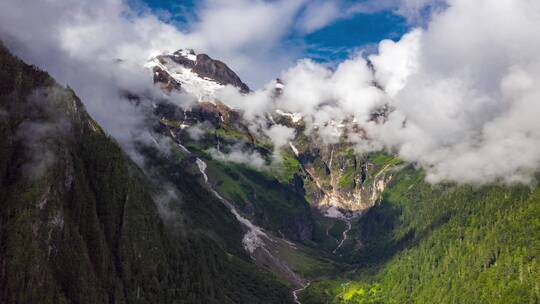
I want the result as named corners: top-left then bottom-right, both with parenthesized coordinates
top-left (301, 170), bottom-right (540, 304)
top-left (1, 42), bottom-right (539, 304)
top-left (144, 48), bottom-right (403, 284)
top-left (0, 44), bottom-right (293, 304)
top-left (147, 49), bottom-right (250, 99)
top-left (143, 48), bottom-right (540, 304)
top-left (147, 49), bottom-right (397, 219)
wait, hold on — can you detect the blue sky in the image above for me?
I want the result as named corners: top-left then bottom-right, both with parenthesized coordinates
top-left (135, 0), bottom-right (409, 64)
top-left (303, 11), bottom-right (407, 63)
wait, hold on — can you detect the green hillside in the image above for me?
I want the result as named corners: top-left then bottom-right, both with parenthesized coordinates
top-left (301, 167), bottom-right (540, 303)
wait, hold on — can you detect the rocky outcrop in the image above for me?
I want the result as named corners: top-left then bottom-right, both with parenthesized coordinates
top-left (151, 49), bottom-right (250, 95)
top-left (192, 54), bottom-right (250, 93)
top-left (291, 140), bottom-right (396, 217)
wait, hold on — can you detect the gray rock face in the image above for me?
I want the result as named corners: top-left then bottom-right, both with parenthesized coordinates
top-left (165, 50), bottom-right (250, 93)
top-left (152, 66), bottom-right (182, 91)
top-left (192, 54), bottom-right (250, 93)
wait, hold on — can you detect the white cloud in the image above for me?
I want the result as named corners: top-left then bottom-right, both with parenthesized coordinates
top-left (177, 0), bottom-right (313, 87)
top-left (0, 0), bottom-right (189, 157)
top-left (1, 0), bottom-right (539, 185)
top-left (348, 0), bottom-right (445, 24)
top-left (396, 0), bottom-right (446, 22)
top-left (217, 84), bottom-right (273, 120)
top-left (369, 29), bottom-right (421, 97)
top-left (372, 0), bottom-right (540, 183)
top-left (208, 145), bottom-right (267, 170)
top-left (275, 56), bottom-right (384, 125)
top-left (0, 0), bottom-right (345, 91)
top-left (190, 0), bottom-right (305, 52)
top-left (212, 0), bottom-right (540, 185)
top-left (264, 124), bottom-right (296, 149)
top-left (297, 1), bottom-right (341, 33)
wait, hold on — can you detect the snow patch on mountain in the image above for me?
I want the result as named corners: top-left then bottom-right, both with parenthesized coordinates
top-left (146, 55), bottom-right (224, 103)
top-left (289, 141), bottom-right (300, 157)
top-left (175, 49), bottom-right (197, 62)
top-left (276, 109), bottom-right (303, 123)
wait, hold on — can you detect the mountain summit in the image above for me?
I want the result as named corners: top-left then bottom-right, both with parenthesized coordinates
top-left (147, 49), bottom-right (249, 101)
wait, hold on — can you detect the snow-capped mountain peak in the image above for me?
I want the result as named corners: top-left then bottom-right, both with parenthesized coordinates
top-left (146, 49), bottom-right (250, 103)
top-left (146, 55), bottom-right (224, 103)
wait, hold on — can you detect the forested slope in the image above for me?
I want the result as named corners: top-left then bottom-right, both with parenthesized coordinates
top-left (0, 44), bottom-right (293, 304)
top-left (301, 167), bottom-right (540, 304)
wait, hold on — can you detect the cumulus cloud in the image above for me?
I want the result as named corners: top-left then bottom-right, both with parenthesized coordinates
top-left (372, 0), bottom-right (540, 183)
top-left (208, 145), bottom-right (267, 170)
top-left (0, 0), bottom-right (188, 160)
top-left (396, 0), bottom-right (447, 23)
top-left (297, 1), bottom-right (341, 33)
top-left (0, 0), bottom-right (305, 153)
top-left (276, 56), bottom-right (384, 123)
top-left (210, 0), bottom-right (540, 185)
top-left (1, 0), bottom-right (539, 185)
top-left (369, 29), bottom-right (421, 97)
top-left (0, 0), bottom-right (347, 166)
top-left (264, 124), bottom-right (296, 149)
top-left (217, 84), bottom-right (274, 120)
top-left (279, 0), bottom-right (540, 184)
top-left (180, 0), bottom-right (309, 86)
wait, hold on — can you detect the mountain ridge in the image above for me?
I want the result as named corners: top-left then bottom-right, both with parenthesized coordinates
top-left (1, 42), bottom-right (539, 304)
top-left (0, 43), bottom-right (294, 304)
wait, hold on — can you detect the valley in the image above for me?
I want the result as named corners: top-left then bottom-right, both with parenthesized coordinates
top-left (145, 49), bottom-right (540, 304)
top-left (0, 41), bottom-right (538, 304)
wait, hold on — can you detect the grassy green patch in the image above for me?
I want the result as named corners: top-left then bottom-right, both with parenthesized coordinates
top-left (203, 158), bottom-right (313, 241)
top-left (338, 171), bottom-right (355, 190)
top-left (272, 152), bottom-right (300, 183)
top-left (368, 152), bottom-right (402, 168)
top-left (328, 220), bottom-right (347, 241)
top-left (274, 241), bottom-right (343, 279)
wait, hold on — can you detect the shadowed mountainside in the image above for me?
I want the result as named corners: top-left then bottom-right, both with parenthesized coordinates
top-left (0, 44), bottom-right (293, 304)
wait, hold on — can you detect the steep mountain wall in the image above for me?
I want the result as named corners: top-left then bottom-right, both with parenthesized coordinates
top-left (0, 44), bottom-right (293, 304)
top-left (290, 135), bottom-right (397, 217)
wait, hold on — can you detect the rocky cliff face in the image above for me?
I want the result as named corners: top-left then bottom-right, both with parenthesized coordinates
top-left (191, 53), bottom-right (250, 93)
top-left (292, 141), bottom-right (396, 218)
top-left (147, 49), bottom-right (249, 99)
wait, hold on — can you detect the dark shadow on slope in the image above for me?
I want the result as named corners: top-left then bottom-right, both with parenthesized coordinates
top-left (343, 166), bottom-right (455, 267)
